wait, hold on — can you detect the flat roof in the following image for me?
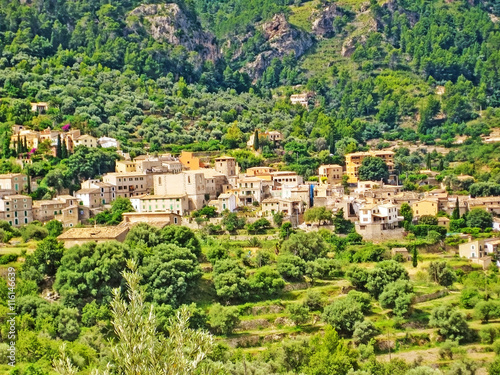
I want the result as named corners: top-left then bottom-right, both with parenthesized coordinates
top-left (58, 226), bottom-right (129, 240)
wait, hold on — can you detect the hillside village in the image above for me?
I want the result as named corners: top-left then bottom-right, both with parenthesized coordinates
top-left (2, 0), bottom-right (500, 373)
top-left (1, 123), bottom-right (500, 271)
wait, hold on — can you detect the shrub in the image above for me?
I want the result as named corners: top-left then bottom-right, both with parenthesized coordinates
top-left (322, 298), bottom-right (363, 336)
top-left (287, 303), bottom-right (310, 325)
top-left (352, 320), bottom-right (379, 344)
top-left (20, 223), bottom-right (49, 242)
top-left (439, 340), bottom-right (458, 360)
top-left (428, 261), bottom-right (456, 287)
top-left (281, 232), bottom-right (329, 261)
top-left (213, 259), bottom-right (249, 302)
top-left (304, 290), bottom-right (324, 311)
top-left (248, 266), bottom-right (285, 298)
top-left (459, 288), bottom-right (481, 309)
top-left (209, 303), bottom-right (240, 335)
top-left (0, 253), bottom-right (18, 265)
top-left (346, 290), bottom-right (372, 314)
top-left (429, 305), bottom-right (470, 343)
top-left (492, 339), bottom-right (500, 355)
top-left (277, 254), bottom-right (306, 281)
top-left (378, 280), bottom-right (414, 317)
top-left (474, 300), bottom-right (500, 323)
top-left (479, 326), bottom-right (498, 344)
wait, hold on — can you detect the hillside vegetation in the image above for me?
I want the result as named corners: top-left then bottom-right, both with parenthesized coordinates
top-left (2, 0), bottom-right (500, 374)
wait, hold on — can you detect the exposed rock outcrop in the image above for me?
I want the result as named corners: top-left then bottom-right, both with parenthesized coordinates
top-left (341, 37), bottom-right (358, 57)
top-left (381, 0), bottom-right (419, 27)
top-left (312, 5), bottom-right (343, 38)
top-left (128, 4), bottom-right (220, 61)
top-left (243, 14), bottom-right (314, 79)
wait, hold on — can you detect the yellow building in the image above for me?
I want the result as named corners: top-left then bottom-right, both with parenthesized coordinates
top-left (411, 199), bottom-right (439, 217)
top-left (74, 134), bottom-right (98, 148)
top-left (345, 150), bottom-right (395, 183)
top-left (179, 151), bottom-right (202, 170)
top-left (115, 160), bottom-right (137, 173)
top-left (318, 164), bottom-right (343, 185)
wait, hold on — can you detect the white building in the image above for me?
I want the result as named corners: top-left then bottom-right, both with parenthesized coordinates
top-left (131, 194), bottom-right (189, 216)
top-left (154, 172), bottom-right (207, 211)
top-left (98, 136), bottom-right (120, 149)
top-left (358, 202), bottom-right (401, 229)
top-left (237, 177), bottom-right (267, 206)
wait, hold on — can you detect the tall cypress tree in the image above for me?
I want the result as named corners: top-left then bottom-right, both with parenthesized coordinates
top-left (23, 137), bottom-right (27, 153)
top-left (3, 136), bottom-right (12, 158)
top-left (412, 246), bottom-right (418, 268)
top-left (426, 153), bottom-right (432, 170)
top-left (56, 134), bottom-right (62, 158)
top-left (16, 134), bottom-right (21, 155)
top-left (253, 129), bottom-right (260, 151)
top-left (61, 137), bottom-right (68, 159)
top-left (25, 166), bottom-right (31, 194)
top-left (451, 198), bottom-right (460, 220)
top-left (438, 158), bottom-right (444, 171)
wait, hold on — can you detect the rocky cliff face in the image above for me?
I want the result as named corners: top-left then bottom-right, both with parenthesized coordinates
top-left (243, 14), bottom-right (314, 79)
top-left (381, 0), bottom-right (419, 27)
top-left (312, 5), bottom-right (343, 37)
top-left (128, 4), bottom-right (220, 61)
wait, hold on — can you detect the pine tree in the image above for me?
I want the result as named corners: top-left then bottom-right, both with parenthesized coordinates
top-left (412, 246), bottom-right (418, 268)
top-left (56, 134), bottom-right (62, 158)
top-left (451, 198), bottom-right (460, 220)
top-left (253, 129), bottom-right (260, 151)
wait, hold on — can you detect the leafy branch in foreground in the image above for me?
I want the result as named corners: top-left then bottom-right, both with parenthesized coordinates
top-left (54, 259), bottom-right (217, 375)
